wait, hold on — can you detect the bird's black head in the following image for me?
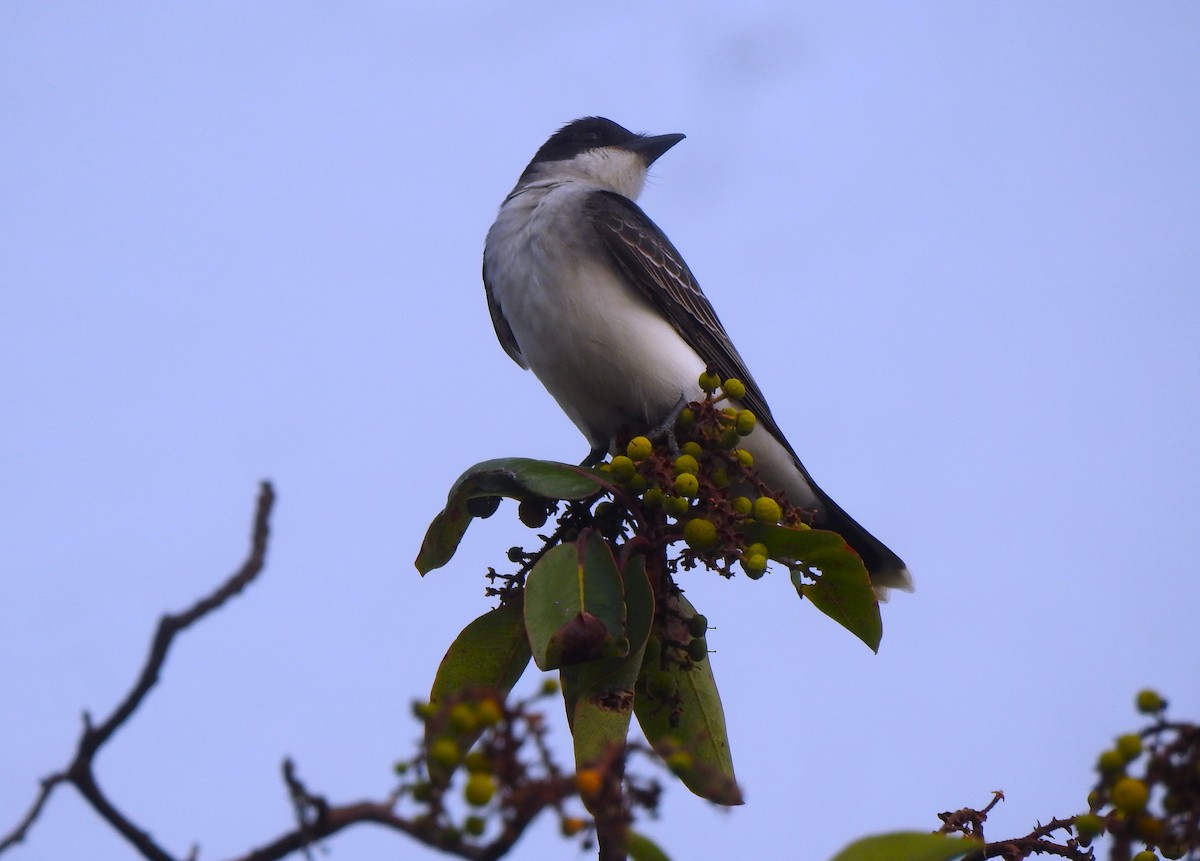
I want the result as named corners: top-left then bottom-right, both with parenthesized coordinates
top-left (518, 117), bottom-right (686, 187)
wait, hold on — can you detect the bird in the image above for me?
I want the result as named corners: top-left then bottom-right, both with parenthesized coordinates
top-left (482, 117), bottom-right (911, 596)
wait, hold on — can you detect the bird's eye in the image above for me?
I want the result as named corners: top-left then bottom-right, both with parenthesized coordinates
top-left (577, 129), bottom-right (601, 144)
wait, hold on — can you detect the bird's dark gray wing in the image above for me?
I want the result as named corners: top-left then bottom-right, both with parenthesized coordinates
top-left (584, 190), bottom-right (796, 458)
top-left (483, 262), bottom-right (528, 369)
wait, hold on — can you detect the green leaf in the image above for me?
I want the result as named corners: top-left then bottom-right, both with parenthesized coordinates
top-left (740, 523), bottom-right (882, 652)
top-left (827, 832), bottom-right (981, 861)
top-left (634, 593), bottom-right (742, 806)
top-left (562, 555), bottom-right (654, 771)
top-left (425, 597), bottom-right (531, 781)
top-left (626, 830), bottom-right (672, 861)
top-left (415, 458), bottom-right (609, 574)
top-left (525, 530), bottom-right (627, 671)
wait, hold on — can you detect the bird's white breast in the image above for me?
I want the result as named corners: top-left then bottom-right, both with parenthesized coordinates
top-left (485, 182), bottom-right (705, 450)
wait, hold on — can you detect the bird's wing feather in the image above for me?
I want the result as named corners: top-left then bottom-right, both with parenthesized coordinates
top-left (584, 190), bottom-right (795, 456)
top-left (483, 262), bottom-right (528, 369)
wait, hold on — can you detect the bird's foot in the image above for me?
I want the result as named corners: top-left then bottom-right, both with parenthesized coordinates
top-left (645, 394), bottom-right (689, 459)
top-left (580, 445), bottom-right (608, 468)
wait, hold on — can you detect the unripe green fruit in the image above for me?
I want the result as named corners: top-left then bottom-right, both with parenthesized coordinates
top-left (412, 782), bottom-right (434, 803)
top-left (699, 371), bottom-right (721, 393)
top-left (683, 517), bottom-right (718, 551)
top-left (1132, 851), bottom-right (1158, 861)
top-left (735, 409), bottom-right (756, 436)
top-left (643, 636), bottom-right (663, 664)
top-left (681, 441), bottom-right (703, 457)
top-left (429, 738), bottom-right (461, 768)
top-left (1162, 845), bottom-right (1186, 860)
top-left (687, 613), bottom-right (709, 637)
top-left (732, 496), bottom-right (753, 516)
top-left (673, 454), bottom-right (699, 476)
top-left (674, 473), bottom-right (699, 498)
top-left (467, 495), bottom-right (501, 518)
top-left (393, 761), bottom-right (409, 775)
top-left (1116, 733), bottom-right (1143, 761)
top-left (412, 700), bottom-right (437, 721)
top-left (540, 679), bottom-right (559, 695)
top-left (464, 815), bottom-right (486, 837)
top-left (626, 436), bottom-right (653, 461)
top-left (735, 449), bottom-right (754, 468)
top-left (518, 499), bottom-right (548, 529)
top-left (676, 407), bottom-right (695, 430)
top-left (743, 553), bottom-right (768, 579)
top-left (464, 773), bottom-right (496, 807)
top-left (664, 495), bottom-right (691, 516)
top-left (1112, 777), bottom-right (1149, 813)
top-left (710, 467), bottom-right (730, 488)
top-left (1097, 749), bottom-right (1125, 773)
top-left (1136, 689), bottom-right (1166, 714)
top-left (1135, 815), bottom-right (1163, 843)
top-left (752, 496), bottom-right (783, 524)
top-left (686, 637), bottom-right (708, 662)
top-left (627, 474), bottom-right (648, 494)
top-left (643, 487), bottom-right (665, 509)
top-left (722, 377), bottom-right (746, 400)
top-left (450, 703), bottom-right (479, 734)
top-left (721, 407), bottom-right (738, 420)
top-left (474, 698), bottom-right (503, 727)
top-left (1074, 813), bottom-right (1104, 840)
top-left (609, 455), bottom-right (636, 482)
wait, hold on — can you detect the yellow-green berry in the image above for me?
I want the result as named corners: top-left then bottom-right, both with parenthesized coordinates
top-left (1075, 813), bottom-right (1104, 840)
top-left (732, 496), bottom-right (753, 516)
top-left (664, 495), bottom-right (691, 517)
top-left (1112, 777), bottom-right (1149, 813)
top-left (1116, 733), bottom-right (1143, 761)
top-left (717, 427), bottom-right (740, 448)
top-left (710, 467), bottom-right (730, 488)
top-left (681, 441), bottom-right (703, 457)
top-left (1136, 689), bottom-right (1166, 714)
top-left (1135, 815), bottom-right (1163, 844)
top-left (673, 454), bottom-right (699, 476)
top-left (1132, 851), bottom-right (1158, 861)
top-left (626, 436), bottom-right (653, 461)
top-left (699, 371), bottom-right (721, 392)
top-left (626, 473), bottom-right (647, 494)
top-left (429, 737), bottom-right (461, 768)
top-left (412, 700), bottom-right (437, 721)
top-left (561, 816), bottom-right (587, 836)
top-left (449, 703), bottom-right (478, 734)
top-left (743, 553), bottom-right (768, 579)
top-left (674, 473), bottom-right (699, 498)
top-left (735, 409), bottom-right (756, 436)
top-left (540, 678), bottom-right (559, 695)
top-left (412, 782), bottom-right (434, 803)
top-left (683, 517), bottom-right (718, 551)
top-left (609, 455), bottom-right (636, 482)
top-left (686, 637), bottom-right (708, 662)
top-left (464, 815), bottom-right (486, 837)
top-left (676, 407), bottom-right (695, 430)
top-left (752, 496), bottom-right (782, 524)
top-left (687, 613), bottom-right (709, 637)
top-left (735, 449), bottom-right (754, 468)
top-left (464, 773), bottom-right (496, 807)
top-left (1098, 749), bottom-right (1125, 773)
top-left (722, 378), bottom-right (746, 400)
top-left (643, 487), bottom-right (665, 509)
top-left (475, 698), bottom-right (503, 727)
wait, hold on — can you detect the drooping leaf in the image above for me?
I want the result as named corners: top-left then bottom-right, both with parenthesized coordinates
top-left (525, 531), bottom-right (627, 671)
top-left (425, 597), bottom-right (531, 781)
top-left (634, 593), bottom-right (741, 805)
top-left (741, 523), bottom-right (882, 652)
top-left (562, 555), bottom-right (654, 773)
top-left (827, 832), bottom-right (981, 861)
top-left (415, 458), bottom-right (610, 574)
top-left (626, 830), bottom-right (673, 861)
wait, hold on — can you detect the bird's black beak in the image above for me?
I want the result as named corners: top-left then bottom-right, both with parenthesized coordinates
top-left (627, 132), bottom-right (686, 166)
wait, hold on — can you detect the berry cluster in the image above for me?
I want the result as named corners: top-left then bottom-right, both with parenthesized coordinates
top-left (598, 373), bottom-right (810, 580)
top-left (1074, 689), bottom-right (1199, 860)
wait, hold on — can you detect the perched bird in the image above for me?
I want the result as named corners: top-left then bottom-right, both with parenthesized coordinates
top-left (483, 117), bottom-right (911, 595)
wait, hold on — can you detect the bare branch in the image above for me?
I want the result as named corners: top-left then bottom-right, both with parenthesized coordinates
top-left (0, 482), bottom-right (277, 859)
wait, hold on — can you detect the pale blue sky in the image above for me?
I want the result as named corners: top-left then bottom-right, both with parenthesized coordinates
top-left (3, 4), bottom-right (1199, 860)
